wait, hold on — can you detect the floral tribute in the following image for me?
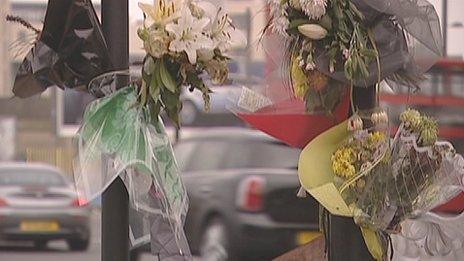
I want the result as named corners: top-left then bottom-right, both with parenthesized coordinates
top-left (137, 0), bottom-right (246, 127)
top-left (323, 109), bottom-right (464, 260)
top-left (265, 0), bottom-right (442, 113)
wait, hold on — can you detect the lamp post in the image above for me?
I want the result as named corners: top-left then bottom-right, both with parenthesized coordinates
top-left (101, 1), bottom-right (130, 261)
top-left (328, 86), bottom-right (376, 261)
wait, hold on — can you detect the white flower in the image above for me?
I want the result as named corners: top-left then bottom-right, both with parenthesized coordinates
top-left (138, 1), bottom-right (182, 28)
top-left (348, 115), bottom-right (363, 131)
top-left (195, 1), bottom-right (247, 52)
top-left (343, 48), bottom-right (350, 59)
top-left (298, 24), bottom-right (328, 40)
top-left (165, 7), bottom-right (214, 64)
top-left (290, 0), bottom-right (302, 10)
top-left (300, 0), bottom-right (327, 20)
top-left (267, 0), bottom-right (289, 35)
top-left (144, 29), bottom-right (170, 58)
top-left (306, 62), bottom-right (316, 71)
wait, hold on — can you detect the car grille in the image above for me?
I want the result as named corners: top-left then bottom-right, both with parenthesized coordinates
top-left (265, 188), bottom-right (319, 224)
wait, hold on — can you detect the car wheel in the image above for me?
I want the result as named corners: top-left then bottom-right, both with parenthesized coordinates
top-left (34, 240), bottom-right (47, 250)
top-left (200, 218), bottom-right (230, 261)
top-left (181, 100), bottom-right (199, 125)
top-left (67, 238), bottom-right (89, 251)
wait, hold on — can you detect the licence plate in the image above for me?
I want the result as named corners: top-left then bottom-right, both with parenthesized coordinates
top-left (20, 221), bottom-right (60, 232)
top-left (296, 231), bottom-right (322, 245)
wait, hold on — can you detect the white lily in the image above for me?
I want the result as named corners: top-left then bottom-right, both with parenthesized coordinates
top-left (138, 0), bottom-right (182, 28)
top-left (194, 1), bottom-right (247, 52)
top-left (165, 7), bottom-right (214, 64)
top-left (298, 24), bottom-right (327, 40)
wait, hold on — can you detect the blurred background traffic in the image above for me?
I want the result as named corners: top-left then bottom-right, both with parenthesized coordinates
top-left (0, 0), bottom-right (463, 260)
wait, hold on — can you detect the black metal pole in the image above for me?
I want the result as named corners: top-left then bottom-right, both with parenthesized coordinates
top-left (101, 1), bottom-right (130, 261)
top-left (328, 86), bottom-right (376, 261)
top-left (442, 0), bottom-right (448, 56)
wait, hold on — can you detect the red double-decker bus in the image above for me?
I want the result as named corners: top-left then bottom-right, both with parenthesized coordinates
top-left (381, 59), bottom-right (464, 151)
top-left (381, 59), bottom-right (464, 213)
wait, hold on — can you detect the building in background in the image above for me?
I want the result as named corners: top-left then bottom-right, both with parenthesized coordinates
top-left (0, 0), bottom-right (11, 97)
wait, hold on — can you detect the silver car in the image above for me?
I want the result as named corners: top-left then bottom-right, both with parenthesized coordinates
top-left (0, 163), bottom-right (91, 251)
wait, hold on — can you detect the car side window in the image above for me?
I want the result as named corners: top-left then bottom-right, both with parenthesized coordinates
top-left (174, 140), bottom-right (229, 172)
top-left (185, 141), bottom-right (228, 172)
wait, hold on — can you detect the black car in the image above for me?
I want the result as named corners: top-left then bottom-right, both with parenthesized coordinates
top-left (175, 128), bottom-right (320, 260)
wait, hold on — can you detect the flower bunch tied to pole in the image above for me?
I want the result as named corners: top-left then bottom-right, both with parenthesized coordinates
top-left (138, 0), bottom-right (246, 127)
top-left (299, 108), bottom-right (464, 260)
top-left (265, 0), bottom-right (443, 114)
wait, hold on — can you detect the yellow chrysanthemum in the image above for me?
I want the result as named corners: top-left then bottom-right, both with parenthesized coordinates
top-left (332, 147), bottom-right (357, 179)
top-left (332, 159), bottom-right (356, 179)
top-left (419, 116), bottom-right (438, 146)
top-left (333, 147), bottom-right (357, 163)
top-left (368, 132), bottom-right (386, 145)
top-left (291, 57), bottom-right (310, 99)
top-left (400, 108), bottom-right (421, 131)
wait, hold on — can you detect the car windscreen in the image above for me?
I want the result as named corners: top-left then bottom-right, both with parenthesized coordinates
top-left (0, 168), bottom-right (67, 186)
top-left (174, 139), bottom-right (300, 172)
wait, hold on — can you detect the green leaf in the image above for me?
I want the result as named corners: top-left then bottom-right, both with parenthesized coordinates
top-left (344, 59), bottom-right (353, 80)
top-left (140, 80), bottom-right (148, 106)
top-left (319, 15), bottom-right (333, 30)
top-left (144, 56), bottom-right (156, 75)
top-left (160, 59), bottom-right (178, 93)
top-left (349, 2), bottom-right (365, 20)
top-left (334, 4), bottom-right (343, 19)
top-left (149, 79), bottom-right (160, 102)
top-left (360, 48), bottom-right (377, 59)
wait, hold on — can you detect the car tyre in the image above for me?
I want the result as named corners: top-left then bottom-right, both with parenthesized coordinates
top-left (200, 218), bottom-right (232, 261)
top-left (181, 100), bottom-right (199, 125)
top-left (67, 238), bottom-right (89, 251)
top-left (34, 240), bottom-right (48, 250)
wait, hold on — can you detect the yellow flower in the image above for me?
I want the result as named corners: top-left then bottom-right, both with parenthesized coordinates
top-left (400, 108), bottom-right (421, 131)
top-left (332, 147), bottom-right (357, 179)
top-left (368, 132), bottom-right (386, 145)
top-left (291, 57), bottom-right (310, 99)
top-left (332, 159), bottom-right (356, 179)
top-left (419, 116), bottom-right (438, 146)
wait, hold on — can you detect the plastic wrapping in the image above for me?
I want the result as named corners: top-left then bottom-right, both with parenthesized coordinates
top-left (393, 209), bottom-right (464, 259)
top-left (385, 124), bottom-right (463, 227)
top-left (316, 0), bottom-right (443, 88)
top-left (74, 84), bottom-right (191, 259)
top-left (336, 123), bottom-right (463, 232)
top-left (239, 0), bottom-right (444, 148)
top-left (227, 41), bottom-right (350, 148)
top-left (13, 0), bottom-right (112, 98)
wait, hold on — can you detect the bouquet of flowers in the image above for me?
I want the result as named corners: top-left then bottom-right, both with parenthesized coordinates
top-left (137, 0), bottom-right (246, 127)
top-left (317, 109), bottom-right (464, 260)
top-left (265, 0), bottom-right (442, 113)
top-left (330, 110), bottom-right (393, 232)
top-left (386, 109), bottom-right (463, 229)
